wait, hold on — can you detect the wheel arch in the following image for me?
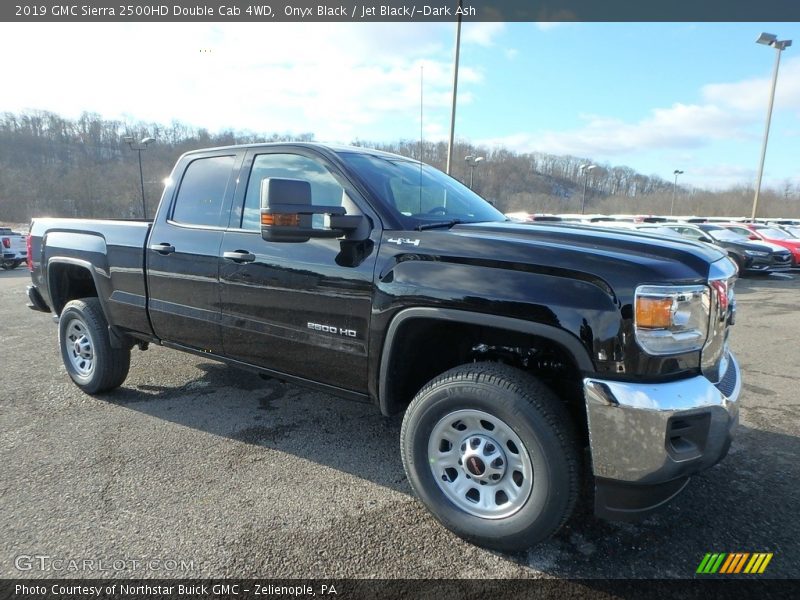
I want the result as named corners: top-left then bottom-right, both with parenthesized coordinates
top-left (378, 307), bottom-right (595, 417)
top-left (47, 258), bottom-right (105, 316)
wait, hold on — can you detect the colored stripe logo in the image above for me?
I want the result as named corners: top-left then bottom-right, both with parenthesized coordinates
top-left (696, 552), bottom-right (773, 574)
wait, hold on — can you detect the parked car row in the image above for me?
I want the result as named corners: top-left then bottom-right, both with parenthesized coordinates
top-left (638, 223), bottom-right (793, 274)
top-left (506, 212), bottom-right (800, 228)
top-left (505, 213), bottom-right (800, 275)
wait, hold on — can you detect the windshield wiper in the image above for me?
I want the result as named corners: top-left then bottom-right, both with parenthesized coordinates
top-left (415, 219), bottom-right (464, 231)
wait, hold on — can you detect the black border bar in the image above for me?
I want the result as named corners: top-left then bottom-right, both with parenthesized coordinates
top-left (2, 579), bottom-right (799, 600)
top-left (3, 1), bottom-right (800, 22)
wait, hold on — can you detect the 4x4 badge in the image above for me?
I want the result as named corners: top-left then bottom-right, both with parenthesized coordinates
top-left (387, 237), bottom-right (420, 247)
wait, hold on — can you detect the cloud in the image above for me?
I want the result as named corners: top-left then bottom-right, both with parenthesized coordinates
top-left (0, 22), bottom-right (483, 143)
top-left (534, 22), bottom-right (565, 32)
top-left (702, 56), bottom-right (800, 113)
top-left (469, 48), bottom-right (800, 190)
top-left (692, 164), bottom-right (754, 179)
top-left (478, 103), bottom-right (752, 157)
top-left (681, 164), bottom-right (756, 189)
top-left (462, 22), bottom-right (505, 47)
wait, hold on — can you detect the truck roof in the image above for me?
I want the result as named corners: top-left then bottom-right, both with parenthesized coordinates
top-left (181, 141), bottom-right (414, 162)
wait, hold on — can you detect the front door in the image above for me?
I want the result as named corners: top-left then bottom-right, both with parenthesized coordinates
top-left (219, 148), bottom-right (380, 393)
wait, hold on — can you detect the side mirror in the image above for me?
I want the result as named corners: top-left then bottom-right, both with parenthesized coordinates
top-left (260, 177), bottom-right (363, 243)
top-left (700, 236), bottom-right (713, 243)
top-left (749, 234), bottom-right (759, 241)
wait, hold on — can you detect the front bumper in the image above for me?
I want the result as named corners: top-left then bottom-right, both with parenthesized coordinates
top-left (769, 253), bottom-right (793, 272)
top-left (743, 254), bottom-right (771, 272)
top-left (584, 353), bottom-right (741, 520)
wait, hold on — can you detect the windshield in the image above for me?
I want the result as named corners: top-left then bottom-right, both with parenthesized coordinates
top-left (757, 227), bottom-right (791, 239)
top-left (637, 226), bottom-right (681, 237)
top-left (785, 226), bottom-right (800, 238)
top-left (339, 152), bottom-right (506, 228)
top-left (706, 229), bottom-right (743, 242)
top-left (725, 228), bottom-right (755, 240)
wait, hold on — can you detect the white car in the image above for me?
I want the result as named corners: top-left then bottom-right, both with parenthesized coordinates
top-left (1, 228), bottom-right (27, 270)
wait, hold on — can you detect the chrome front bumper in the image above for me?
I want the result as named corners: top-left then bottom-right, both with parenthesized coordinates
top-left (584, 353), bottom-right (741, 518)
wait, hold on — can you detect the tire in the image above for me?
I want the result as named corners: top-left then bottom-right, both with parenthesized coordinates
top-left (59, 297), bottom-right (130, 394)
top-left (401, 362), bottom-right (579, 552)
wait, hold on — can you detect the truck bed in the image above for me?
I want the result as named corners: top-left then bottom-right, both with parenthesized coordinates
top-left (28, 218), bottom-right (154, 338)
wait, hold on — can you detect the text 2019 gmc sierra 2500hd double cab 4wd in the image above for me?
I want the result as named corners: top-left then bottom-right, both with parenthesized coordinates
top-left (26, 143), bottom-right (740, 551)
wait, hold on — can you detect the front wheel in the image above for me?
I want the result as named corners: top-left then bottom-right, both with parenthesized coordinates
top-left (400, 362), bottom-right (580, 551)
top-left (59, 297), bottom-right (131, 394)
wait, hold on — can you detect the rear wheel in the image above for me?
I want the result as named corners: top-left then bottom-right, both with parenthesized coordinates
top-left (401, 362), bottom-right (580, 551)
top-left (59, 298), bottom-right (130, 394)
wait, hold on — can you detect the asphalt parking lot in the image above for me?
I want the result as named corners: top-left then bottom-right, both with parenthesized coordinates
top-left (1, 267), bottom-right (798, 580)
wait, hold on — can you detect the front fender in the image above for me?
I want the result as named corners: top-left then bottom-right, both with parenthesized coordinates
top-left (376, 307), bottom-right (596, 416)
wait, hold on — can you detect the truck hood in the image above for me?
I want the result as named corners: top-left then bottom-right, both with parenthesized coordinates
top-left (441, 221), bottom-right (727, 296)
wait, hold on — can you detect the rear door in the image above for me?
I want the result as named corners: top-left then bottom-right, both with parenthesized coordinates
top-left (218, 147), bottom-right (381, 393)
top-left (147, 150), bottom-right (243, 352)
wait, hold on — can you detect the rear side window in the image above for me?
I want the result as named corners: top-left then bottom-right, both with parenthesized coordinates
top-left (172, 155), bottom-right (235, 227)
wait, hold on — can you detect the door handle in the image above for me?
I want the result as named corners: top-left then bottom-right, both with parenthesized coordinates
top-left (223, 250), bottom-right (256, 263)
top-left (149, 243), bottom-right (175, 255)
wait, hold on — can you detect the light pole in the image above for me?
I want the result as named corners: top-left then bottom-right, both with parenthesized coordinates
top-left (465, 155), bottom-right (484, 189)
top-left (752, 32), bottom-right (792, 221)
top-left (445, 0), bottom-right (463, 175)
top-left (123, 135), bottom-right (156, 219)
top-left (580, 164), bottom-right (597, 214)
top-left (671, 169), bottom-right (684, 216)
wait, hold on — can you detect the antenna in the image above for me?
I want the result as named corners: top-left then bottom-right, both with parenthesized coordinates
top-left (420, 64), bottom-right (423, 163)
top-left (419, 64), bottom-right (424, 213)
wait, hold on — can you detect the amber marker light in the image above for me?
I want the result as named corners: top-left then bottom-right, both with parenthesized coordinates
top-left (261, 213), bottom-right (300, 226)
top-left (636, 296), bottom-right (673, 329)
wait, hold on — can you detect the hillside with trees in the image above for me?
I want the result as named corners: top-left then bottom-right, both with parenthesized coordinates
top-left (0, 110), bottom-right (797, 224)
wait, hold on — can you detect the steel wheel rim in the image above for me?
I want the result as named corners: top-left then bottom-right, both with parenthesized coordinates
top-left (428, 409), bottom-right (534, 519)
top-left (65, 318), bottom-right (95, 378)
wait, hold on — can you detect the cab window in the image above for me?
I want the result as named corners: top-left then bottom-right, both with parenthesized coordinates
top-left (239, 153), bottom-right (357, 230)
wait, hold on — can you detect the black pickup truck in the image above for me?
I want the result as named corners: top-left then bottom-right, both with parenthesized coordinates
top-left (27, 143), bottom-right (740, 551)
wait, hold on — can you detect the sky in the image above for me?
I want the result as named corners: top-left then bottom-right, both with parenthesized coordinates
top-left (1, 21), bottom-right (798, 191)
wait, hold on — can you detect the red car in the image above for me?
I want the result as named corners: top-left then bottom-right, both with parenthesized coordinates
top-left (724, 223), bottom-right (800, 267)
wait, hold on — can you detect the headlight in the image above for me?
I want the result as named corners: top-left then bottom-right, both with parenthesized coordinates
top-left (744, 249), bottom-right (769, 257)
top-left (634, 285), bottom-right (710, 355)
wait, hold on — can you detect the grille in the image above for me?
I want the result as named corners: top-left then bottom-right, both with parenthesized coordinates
top-left (773, 252), bottom-right (791, 266)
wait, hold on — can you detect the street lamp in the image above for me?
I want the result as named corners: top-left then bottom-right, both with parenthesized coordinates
top-left (465, 155), bottom-right (484, 189)
top-left (671, 169), bottom-right (684, 216)
top-left (446, 0), bottom-right (464, 175)
top-left (752, 32), bottom-right (792, 220)
top-left (123, 135), bottom-right (156, 219)
top-left (579, 164), bottom-right (597, 214)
